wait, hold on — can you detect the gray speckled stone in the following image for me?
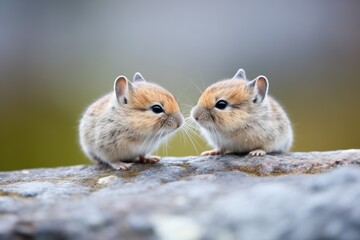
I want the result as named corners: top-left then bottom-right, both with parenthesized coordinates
top-left (0, 150), bottom-right (360, 240)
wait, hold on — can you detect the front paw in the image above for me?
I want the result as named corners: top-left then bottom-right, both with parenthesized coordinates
top-left (249, 149), bottom-right (266, 157)
top-left (137, 156), bottom-right (161, 164)
top-left (201, 149), bottom-right (223, 156)
top-left (110, 162), bottom-right (133, 170)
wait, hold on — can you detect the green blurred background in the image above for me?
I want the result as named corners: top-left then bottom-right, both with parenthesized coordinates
top-left (1, 1), bottom-right (359, 171)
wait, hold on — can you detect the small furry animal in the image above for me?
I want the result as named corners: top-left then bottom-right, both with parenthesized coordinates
top-left (191, 68), bottom-right (293, 157)
top-left (79, 72), bottom-right (184, 170)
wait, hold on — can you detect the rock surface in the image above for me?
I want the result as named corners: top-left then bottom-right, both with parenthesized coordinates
top-left (0, 150), bottom-right (360, 240)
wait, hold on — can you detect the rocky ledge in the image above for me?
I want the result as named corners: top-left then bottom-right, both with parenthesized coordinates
top-left (1, 150), bottom-right (360, 240)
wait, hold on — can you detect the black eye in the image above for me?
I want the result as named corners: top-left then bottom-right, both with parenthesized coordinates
top-left (151, 104), bottom-right (164, 114)
top-left (215, 100), bottom-right (228, 110)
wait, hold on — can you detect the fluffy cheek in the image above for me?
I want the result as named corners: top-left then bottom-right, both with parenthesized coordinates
top-left (213, 109), bottom-right (251, 131)
top-left (130, 112), bottom-right (163, 134)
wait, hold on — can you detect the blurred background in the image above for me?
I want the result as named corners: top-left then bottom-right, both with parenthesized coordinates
top-left (0, 1), bottom-right (359, 171)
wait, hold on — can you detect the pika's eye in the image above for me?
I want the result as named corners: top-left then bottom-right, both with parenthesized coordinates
top-left (151, 104), bottom-right (164, 114)
top-left (215, 100), bottom-right (228, 110)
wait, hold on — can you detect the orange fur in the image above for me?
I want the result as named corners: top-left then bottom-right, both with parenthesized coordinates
top-left (130, 82), bottom-right (180, 114)
top-left (198, 79), bottom-right (251, 109)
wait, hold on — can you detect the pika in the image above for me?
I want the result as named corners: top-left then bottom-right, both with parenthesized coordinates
top-left (191, 68), bottom-right (293, 157)
top-left (79, 73), bottom-right (184, 170)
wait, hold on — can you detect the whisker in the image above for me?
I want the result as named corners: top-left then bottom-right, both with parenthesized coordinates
top-left (180, 124), bottom-right (203, 154)
top-left (160, 130), bottom-right (165, 157)
top-left (147, 126), bottom-right (164, 156)
top-left (183, 128), bottom-right (202, 148)
top-left (139, 133), bottom-right (152, 154)
top-left (211, 126), bottom-right (223, 151)
top-left (178, 79), bottom-right (198, 100)
top-left (155, 128), bottom-right (163, 156)
top-left (183, 130), bottom-right (199, 154)
top-left (188, 78), bottom-right (203, 95)
top-left (196, 70), bottom-right (207, 93)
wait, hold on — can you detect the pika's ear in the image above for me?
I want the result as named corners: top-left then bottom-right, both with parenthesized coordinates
top-left (233, 68), bottom-right (246, 79)
top-left (133, 72), bottom-right (146, 82)
top-left (114, 75), bottom-right (132, 104)
top-left (247, 75), bottom-right (269, 103)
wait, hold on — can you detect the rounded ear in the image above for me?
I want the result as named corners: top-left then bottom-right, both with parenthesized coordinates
top-left (114, 75), bottom-right (132, 104)
top-left (233, 68), bottom-right (246, 79)
top-left (133, 72), bottom-right (146, 82)
top-left (247, 75), bottom-right (269, 103)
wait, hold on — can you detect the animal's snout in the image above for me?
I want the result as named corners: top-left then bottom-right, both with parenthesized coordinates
top-left (197, 113), bottom-right (210, 122)
top-left (176, 116), bottom-right (183, 128)
top-left (191, 107), bottom-right (211, 123)
top-left (191, 107), bottom-right (201, 122)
